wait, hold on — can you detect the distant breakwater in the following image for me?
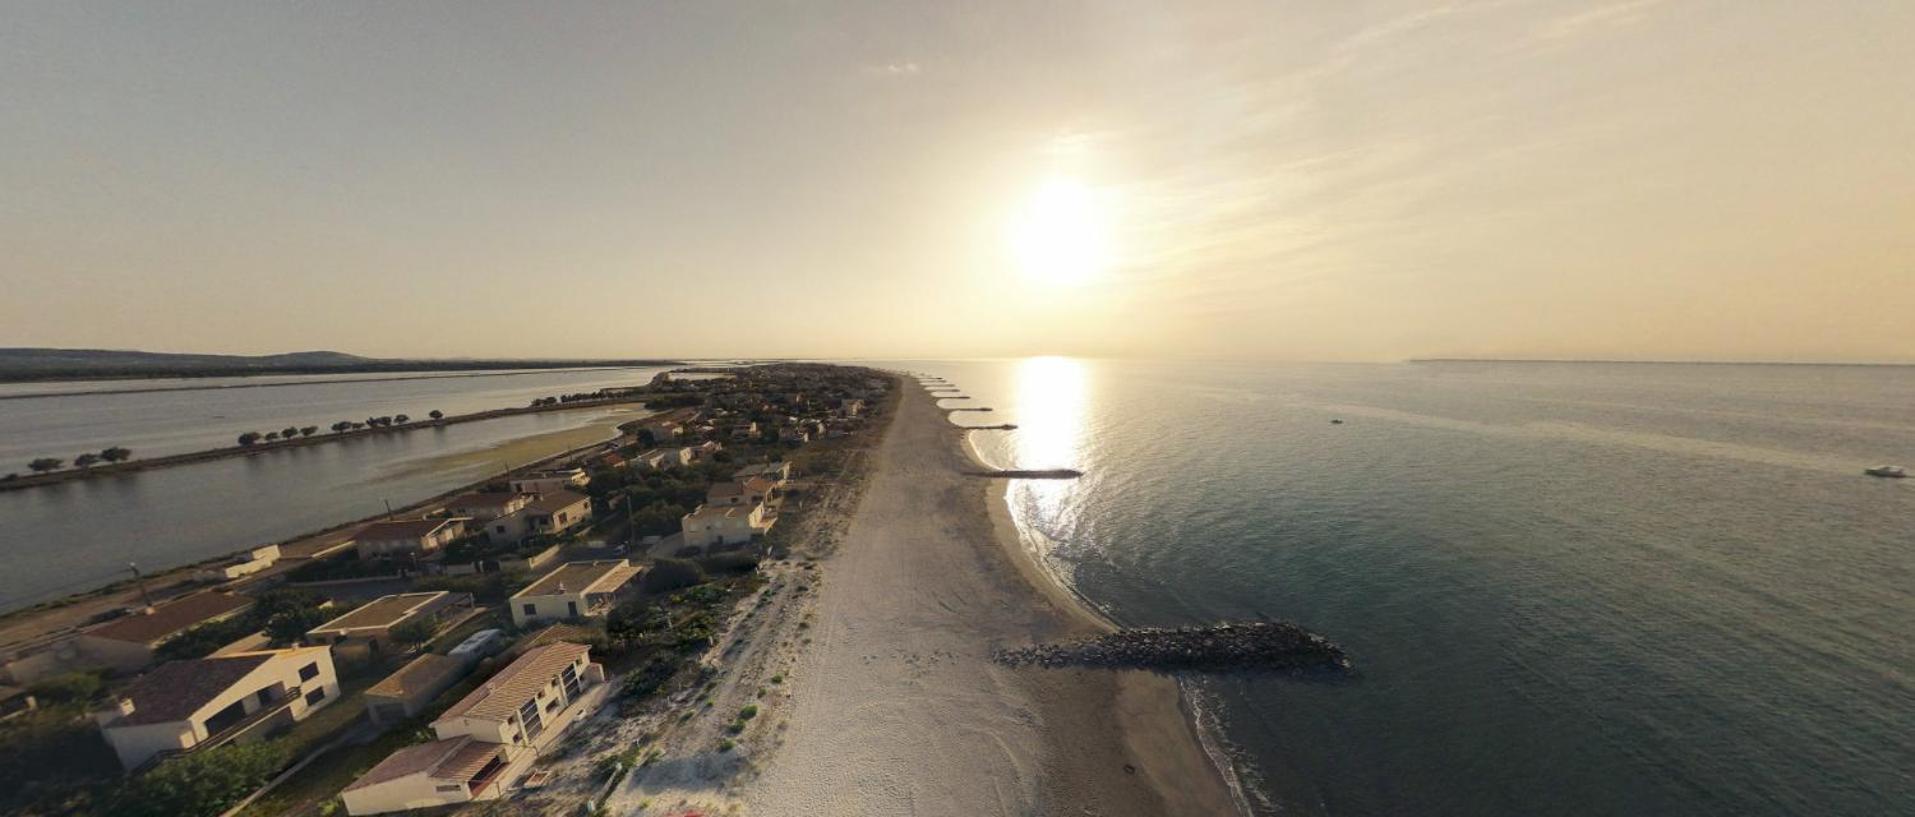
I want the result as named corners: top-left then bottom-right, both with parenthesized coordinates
top-left (995, 622), bottom-right (1352, 674)
top-left (969, 468), bottom-right (1082, 479)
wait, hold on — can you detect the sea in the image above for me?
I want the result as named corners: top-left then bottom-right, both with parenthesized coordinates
top-left (889, 358), bottom-right (1912, 817)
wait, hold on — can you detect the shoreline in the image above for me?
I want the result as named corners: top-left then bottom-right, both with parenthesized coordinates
top-left (737, 376), bottom-right (1238, 815)
top-left (955, 397), bottom-right (1252, 816)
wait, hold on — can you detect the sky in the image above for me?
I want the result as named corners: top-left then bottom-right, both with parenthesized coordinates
top-left (2, 1), bottom-right (1911, 363)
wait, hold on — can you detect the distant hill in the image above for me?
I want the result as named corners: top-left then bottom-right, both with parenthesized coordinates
top-left (0, 348), bottom-right (678, 381)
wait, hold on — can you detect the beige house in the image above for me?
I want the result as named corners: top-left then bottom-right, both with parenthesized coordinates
top-left (509, 560), bottom-right (642, 627)
top-left (524, 490), bottom-right (593, 537)
top-left (364, 653), bottom-right (471, 726)
top-left (341, 643), bottom-right (604, 815)
top-left (354, 518), bottom-right (467, 559)
top-left (732, 461), bottom-right (791, 485)
top-left (681, 503), bottom-right (775, 548)
top-left (508, 468), bottom-right (587, 496)
top-left (707, 476), bottom-right (776, 507)
top-left (645, 446), bottom-right (695, 470)
top-left (305, 592), bottom-right (472, 652)
top-left (443, 492), bottom-right (532, 522)
top-left (94, 646), bottom-right (339, 771)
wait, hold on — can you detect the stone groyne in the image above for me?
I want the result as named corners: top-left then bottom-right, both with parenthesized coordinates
top-left (994, 621), bottom-right (1352, 674)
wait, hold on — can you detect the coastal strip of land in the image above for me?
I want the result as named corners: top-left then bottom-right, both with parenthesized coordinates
top-left (0, 392), bottom-right (661, 492)
top-left (737, 379), bottom-right (1239, 815)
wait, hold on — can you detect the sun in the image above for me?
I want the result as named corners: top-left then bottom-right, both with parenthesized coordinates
top-left (1007, 176), bottom-right (1112, 286)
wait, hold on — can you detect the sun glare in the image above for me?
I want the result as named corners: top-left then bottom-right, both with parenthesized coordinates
top-left (1007, 177), bottom-right (1112, 286)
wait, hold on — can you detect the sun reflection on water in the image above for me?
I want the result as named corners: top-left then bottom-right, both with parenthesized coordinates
top-left (1010, 356), bottom-right (1089, 544)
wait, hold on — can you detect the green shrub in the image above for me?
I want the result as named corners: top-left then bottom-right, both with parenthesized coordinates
top-left (110, 743), bottom-right (289, 817)
top-left (642, 558), bottom-right (705, 593)
top-left (27, 671), bottom-right (102, 705)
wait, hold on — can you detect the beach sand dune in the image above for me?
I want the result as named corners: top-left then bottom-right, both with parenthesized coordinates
top-left (743, 381), bottom-right (1237, 816)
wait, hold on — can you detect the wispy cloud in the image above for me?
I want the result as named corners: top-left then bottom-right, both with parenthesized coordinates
top-left (864, 61), bottom-right (921, 77)
top-left (1531, 0), bottom-right (1666, 42)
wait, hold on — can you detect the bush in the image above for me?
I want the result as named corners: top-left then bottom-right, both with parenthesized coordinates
top-left (641, 558), bottom-right (705, 594)
top-left (27, 672), bottom-right (102, 705)
top-left (695, 551), bottom-right (761, 576)
top-left (110, 743), bottom-right (288, 817)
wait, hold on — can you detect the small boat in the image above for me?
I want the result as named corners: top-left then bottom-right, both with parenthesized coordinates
top-left (1330, 419), bottom-right (1344, 425)
top-left (1863, 465), bottom-right (1906, 478)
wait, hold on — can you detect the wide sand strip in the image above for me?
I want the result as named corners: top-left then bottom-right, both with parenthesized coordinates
top-left (744, 380), bottom-right (1238, 816)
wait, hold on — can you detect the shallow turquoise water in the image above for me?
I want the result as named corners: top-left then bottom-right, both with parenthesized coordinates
top-left (894, 359), bottom-right (1913, 816)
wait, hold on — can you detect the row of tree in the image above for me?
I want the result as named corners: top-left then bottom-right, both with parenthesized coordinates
top-left (25, 446), bottom-right (132, 473)
top-left (236, 409), bottom-right (444, 447)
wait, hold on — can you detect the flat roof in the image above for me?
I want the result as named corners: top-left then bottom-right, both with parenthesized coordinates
top-left (366, 653), bottom-right (467, 700)
top-left (85, 592), bottom-right (253, 646)
top-left (515, 560), bottom-right (639, 598)
top-left (445, 492), bottom-right (526, 509)
top-left (310, 592), bottom-right (448, 634)
top-left (525, 490), bottom-right (591, 514)
top-left (357, 518), bottom-right (458, 540)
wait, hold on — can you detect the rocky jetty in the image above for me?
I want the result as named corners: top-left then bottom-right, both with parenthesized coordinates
top-left (973, 468), bottom-right (1081, 479)
top-left (994, 621), bottom-right (1351, 674)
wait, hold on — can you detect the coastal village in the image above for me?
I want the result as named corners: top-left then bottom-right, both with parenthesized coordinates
top-left (0, 364), bottom-right (894, 817)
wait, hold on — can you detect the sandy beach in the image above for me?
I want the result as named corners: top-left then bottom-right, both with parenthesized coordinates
top-left (741, 378), bottom-right (1239, 815)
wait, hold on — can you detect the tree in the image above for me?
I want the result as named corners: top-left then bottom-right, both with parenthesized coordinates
top-left (389, 619), bottom-right (437, 646)
top-left (263, 432), bottom-right (281, 442)
top-left (281, 426), bottom-right (299, 439)
top-left (393, 414), bottom-right (410, 425)
top-left (264, 606), bottom-right (330, 643)
top-left (331, 421), bottom-right (353, 434)
top-left (299, 426), bottom-right (318, 437)
top-left (237, 432), bottom-right (262, 447)
top-left (428, 409), bottom-right (444, 420)
top-left (100, 446), bottom-right (132, 463)
top-left (73, 453), bottom-right (101, 468)
top-left (642, 558), bottom-right (706, 594)
top-left (27, 671), bottom-right (103, 704)
top-left (111, 743), bottom-right (289, 817)
top-left (28, 457), bottom-right (64, 473)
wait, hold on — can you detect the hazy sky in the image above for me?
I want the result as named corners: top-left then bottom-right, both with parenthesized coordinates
top-left (3, 1), bottom-right (1911, 362)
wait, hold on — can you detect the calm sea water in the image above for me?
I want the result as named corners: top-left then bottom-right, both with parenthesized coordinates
top-left (891, 359), bottom-right (1913, 817)
top-left (0, 368), bottom-right (664, 610)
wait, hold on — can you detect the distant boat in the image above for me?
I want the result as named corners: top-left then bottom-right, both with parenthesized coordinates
top-left (1330, 419), bottom-right (1344, 425)
top-left (1863, 465), bottom-right (1906, 478)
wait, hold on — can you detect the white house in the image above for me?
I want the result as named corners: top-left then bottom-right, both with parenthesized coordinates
top-left (524, 490), bottom-right (593, 537)
top-left (508, 560), bottom-right (642, 628)
top-left (196, 545), bottom-right (281, 582)
top-left (681, 503), bottom-right (775, 548)
top-left (94, 646), bottom-right (339, 771)
top-left (340, 642), bottom-right (604, 815)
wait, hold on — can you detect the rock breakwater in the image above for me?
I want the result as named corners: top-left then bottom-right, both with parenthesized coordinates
top-left (994, 621), bottom-right (1351, 674)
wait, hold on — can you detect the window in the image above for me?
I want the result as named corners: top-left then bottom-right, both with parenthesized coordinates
top-left (562, 664), bottom-right (582, 698)
top-left (298, 662), bottom-right (320, 682)
top-left (522, 603), bottom-right (537, 617)
top-left (304, 687), bottom-right (326, 705)
top-left (519, 700), bottom-right (545, 740)
top-left (435, 784), bottom-right (465, 793)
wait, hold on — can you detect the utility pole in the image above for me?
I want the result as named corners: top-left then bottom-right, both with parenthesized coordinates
top-left (383, 498), bottom-right (393, 518)
top-left (127, 562), bottom-right (153, 609)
